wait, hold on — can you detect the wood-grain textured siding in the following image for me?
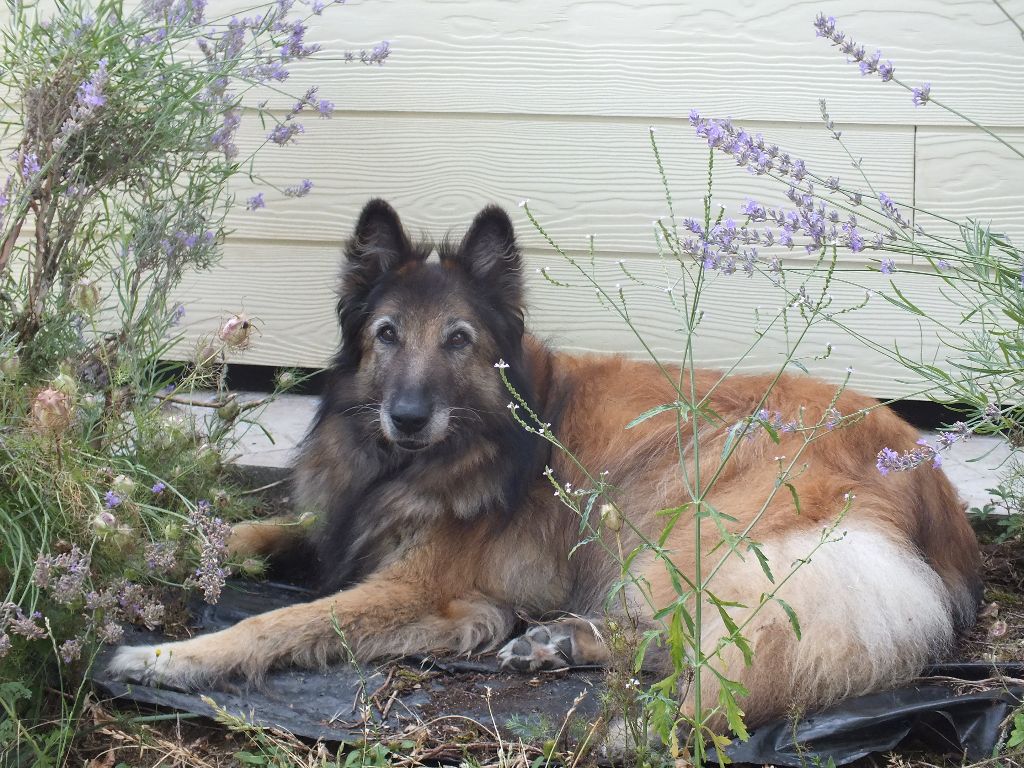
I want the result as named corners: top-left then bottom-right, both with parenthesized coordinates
top-left (10, 0), bottom-right (1024, 396)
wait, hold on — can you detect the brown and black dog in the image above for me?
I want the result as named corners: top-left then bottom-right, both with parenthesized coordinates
top-left (109, 200), bottom-right (980, 729)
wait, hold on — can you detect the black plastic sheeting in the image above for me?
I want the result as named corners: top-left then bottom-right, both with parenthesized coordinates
top-left (92, 581), bottom-right (1023, 764)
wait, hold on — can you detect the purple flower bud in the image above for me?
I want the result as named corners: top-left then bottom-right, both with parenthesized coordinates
top-left (284, 179), bottom-right (313, 197)
top-left (912, 83), bottom-right (931, 107)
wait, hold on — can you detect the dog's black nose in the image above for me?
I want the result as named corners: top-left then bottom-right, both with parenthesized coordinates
top-left (390, 395), bottom-right (431, 435)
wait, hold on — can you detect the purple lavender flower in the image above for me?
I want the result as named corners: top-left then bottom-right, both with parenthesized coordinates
top-left (246, 192), bottom-right (265, 211)
top-left (21, 153), bottom-right (40, 180)
top-left (76, 59), bottom-right (108, 112)
top-left (267, 122), bottom-right (303, 145)
top-left (876, 423), bottom-right (971, 475)
top-left (96, 621), bottom-right (124, 644)
top-left (144, 541), bottom-right (176, 572)
top-left (8, 607), bottom-right (47, 640)
top-left (151, 481), bottom-right (167, 494)
top-left (879, 258), bottom-right (895, 275)
top-left (280, 21), bottom-right (320, 60)
top-left (878, 192), bottom-right (911, 229)
top-left (186, 500), bottom-right (231, 603)
top-left (291, 86), bottom-right (318, 115)
top-left (362, 41), bottom-right (391, 65)
top-left (104, 490), bottom-right (122, 508)
top-left (814, 14), bottom-right (894, 83)
top-left (59, 637), bottom-right (84, 664)
top-left (937, 259), bottom-right (951, 271)
top-left (912, 83), bottom-right (931, 107)
top-left (875, 447), bottom-right (900, 475)
top-left (284, 179), bottom-right (313, 197)
top-left (34, 546), bottom-right (91, 605)
top-left (169, 304), bottom-right (186, 326)
top-left (210, 108), bottom-right (241, 160)
top-left (317, 99), bottom-right (335, 118)
top-left (824, 407), bottom-right (842, 430)
top-left (242, 59), bottom-right (290, 83)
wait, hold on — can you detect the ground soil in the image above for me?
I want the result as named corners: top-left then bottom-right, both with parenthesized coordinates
top-left (75, 530), bottom-right (1024, 768)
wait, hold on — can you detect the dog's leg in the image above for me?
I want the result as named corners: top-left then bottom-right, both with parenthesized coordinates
top-left (106, 571), bottom-right (514, 689)
top-left (497, 617), bottom-right (610, 671)
top-left (227, 516), bottom-right (309, 559)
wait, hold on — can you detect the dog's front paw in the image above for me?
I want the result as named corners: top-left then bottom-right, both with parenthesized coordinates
top-left (497, 624), bottom-right (575, 671)
top-left (105, 642), bottom-right (199, 689)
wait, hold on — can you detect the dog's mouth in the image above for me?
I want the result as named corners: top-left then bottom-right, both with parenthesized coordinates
top-left (393, 437), bottom-right (432, 451)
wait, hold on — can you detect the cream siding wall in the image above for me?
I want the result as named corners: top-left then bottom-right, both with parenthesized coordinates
top-left (23, 1), bottom-right (1024, 395)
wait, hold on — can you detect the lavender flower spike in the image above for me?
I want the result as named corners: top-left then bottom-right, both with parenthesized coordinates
top-left (284, 179), bottom-right (313, 197)
top-left (814, 13), bottom-right (895, 83)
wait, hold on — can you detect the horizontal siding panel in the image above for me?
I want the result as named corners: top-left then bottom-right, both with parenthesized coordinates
top-left (225, 114), bottom-right (915, 257)
top-left (915, 127), bottom-right (1024, 246)
top-left (166, 242), bottom-right (959, 398)
top-left (6, 1), bottom-right (1019, 126)
top-left (242, 0), bottom-right (1024, 127)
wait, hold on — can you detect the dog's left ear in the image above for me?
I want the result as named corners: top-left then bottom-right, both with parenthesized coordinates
top-left (450, 206), bottom-right (523, 297)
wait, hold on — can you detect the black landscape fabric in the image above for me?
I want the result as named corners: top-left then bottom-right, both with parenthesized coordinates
top-left (91, 580), bottom-right (1023, 765)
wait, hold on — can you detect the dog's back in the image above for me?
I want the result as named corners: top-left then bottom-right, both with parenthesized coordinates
top-left (534, 350), bottom-right (979, 724)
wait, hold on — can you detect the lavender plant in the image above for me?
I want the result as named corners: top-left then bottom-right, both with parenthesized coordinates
top-left (520, 155), bottom-right (860, 761)
top-left (0, 0), bottom-right (383, 761)
top-left (684, 13), bottom-right (1021, 495)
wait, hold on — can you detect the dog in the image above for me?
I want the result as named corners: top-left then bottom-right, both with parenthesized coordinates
top-left (108, 199), bottom-right (981, 731)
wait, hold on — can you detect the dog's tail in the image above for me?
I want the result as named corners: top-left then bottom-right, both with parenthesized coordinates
top-left (688, 520), bottom-right (976, 728)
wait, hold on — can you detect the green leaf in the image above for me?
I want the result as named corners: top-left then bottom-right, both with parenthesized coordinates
top-left (1008, 713), bottom-right (1024, 748)
top-left (775, 597), bottom-right (802, 640)
top-left (714, 601), bottom-right (753, 667)
top-left (626, 401), bottom-right (682, 429)
top-left (749, 544), bottom-right (775, 584)
top-left (233, 751), bottom-right (268, 765)
top-left (634, 629), bottom-right (662, 673)
top-left (881, 281), bottom-right (926, 316)
top-left (784, 482), bottom-right (803, 515)
top-left (720, 680), bottom-right (750, 742)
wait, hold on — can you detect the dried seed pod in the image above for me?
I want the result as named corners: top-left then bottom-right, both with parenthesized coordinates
top-left (31, 387), bottom-right (73, 436)
top-left (218, 313), bottom-right (253, 349)
top-left (600, 503), bottom-right (623, 533)
top-left (74, 278), bottom-right (101, 313)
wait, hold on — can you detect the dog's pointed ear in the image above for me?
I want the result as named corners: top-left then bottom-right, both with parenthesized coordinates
top-left (451, 205), bottom-right (522, 292)
top-left (338, 200), bottom-right (420, 347)
top-left (345, 198), bottom-right (414, 276)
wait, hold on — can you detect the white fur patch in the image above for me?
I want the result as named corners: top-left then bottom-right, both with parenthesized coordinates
top-left (106, 641), bottom-right (199, 688)
top-left (699, 523), bottom-right (956, 707)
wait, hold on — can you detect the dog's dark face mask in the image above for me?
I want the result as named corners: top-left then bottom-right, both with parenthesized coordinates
top-left (334, 200), bottom-right (528, 454)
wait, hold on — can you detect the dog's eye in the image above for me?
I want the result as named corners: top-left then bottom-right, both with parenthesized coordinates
top-left (376, 324), bottom-right (398, 344)
top-left (446, 330), bottom-right (471, 349)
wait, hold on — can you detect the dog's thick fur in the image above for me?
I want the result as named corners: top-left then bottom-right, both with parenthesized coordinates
top-left (109, 200), bottom-right (981, 729)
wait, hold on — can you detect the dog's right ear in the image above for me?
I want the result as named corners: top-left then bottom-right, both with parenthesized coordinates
top-left (337, 200), bottom-right (420, 345)
top-left (344, 199), bottom-right (414, 282)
